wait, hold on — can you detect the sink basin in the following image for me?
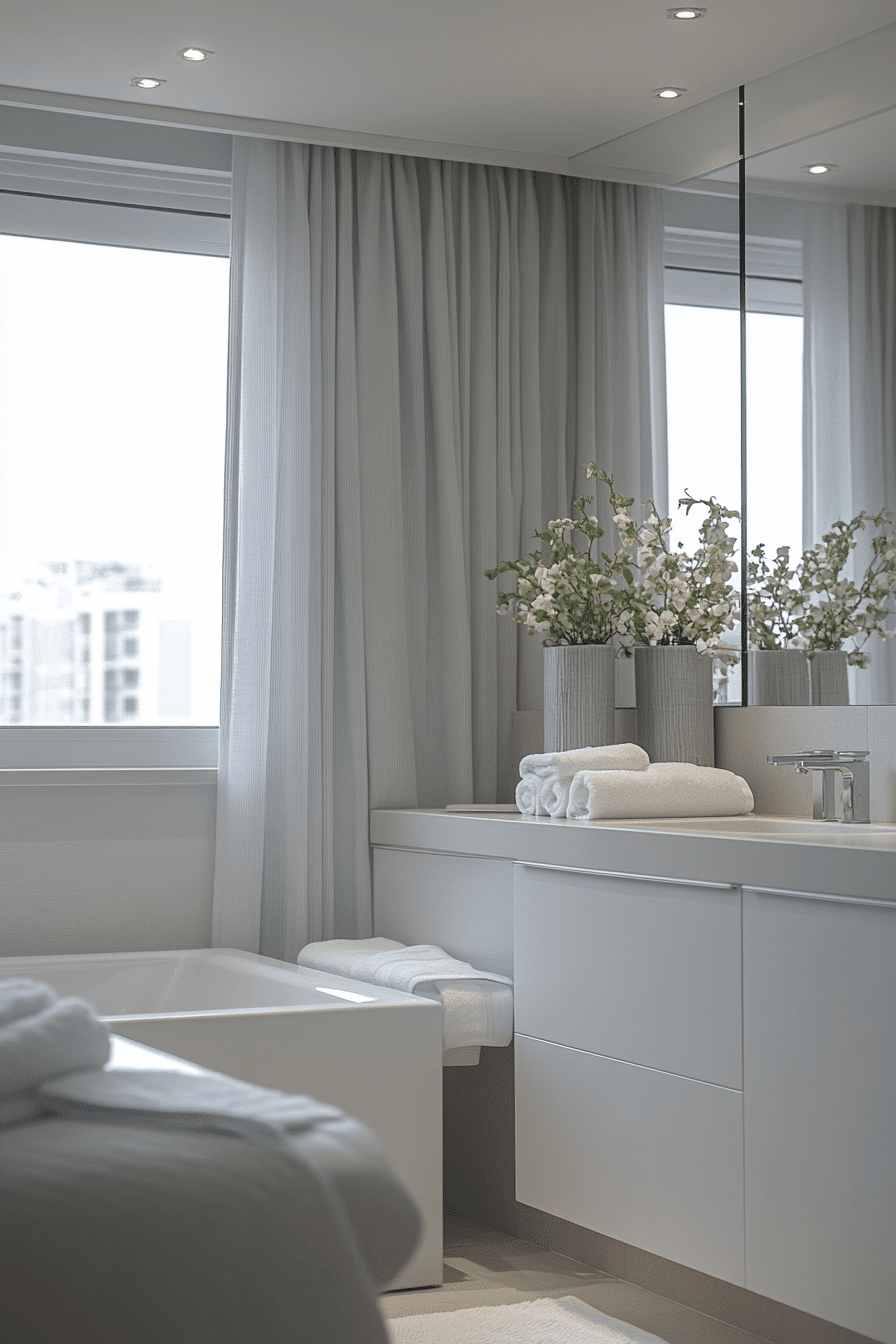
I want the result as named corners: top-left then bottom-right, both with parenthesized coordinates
top-left (616, 815), bottom-right (896, 839)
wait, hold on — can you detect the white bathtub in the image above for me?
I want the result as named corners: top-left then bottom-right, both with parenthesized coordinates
top-left (0, 947), bottom-right (443, 1291)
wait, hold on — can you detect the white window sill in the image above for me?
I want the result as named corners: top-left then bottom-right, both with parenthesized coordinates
top-left (0, 727), bottom-right (218, 771)
top-left (0, 767), bottom-right (217, 787)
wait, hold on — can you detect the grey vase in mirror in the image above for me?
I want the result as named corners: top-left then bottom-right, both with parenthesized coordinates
top-left (748, 649), bottom-right (849, 706)
top-left (809, 651), bottom-right (849, 706)
top-left (749, 650), bottom-right (811, 706)
top-left (634, 644), bottom-right (714, 766)
top-left (542, 644), bottom-right (615, 752)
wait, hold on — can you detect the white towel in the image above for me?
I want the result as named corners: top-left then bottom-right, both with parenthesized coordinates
top-left (519, 742), bottom-right (649, 779)
top-left (297, 940), bottom-right (514, 1052)
top-left (515, 775), bottom-right (548, 816)
top-left (567, 762), bottom-right (754, 820)
top-left (539, 775), bottom-right (573, 819)
top-left (413, 980), bottom-right (514, 1052)
top-left (38, 1067), bottom-right (347, 1149)
top-left (0, 977), bottom-right (111, 1127)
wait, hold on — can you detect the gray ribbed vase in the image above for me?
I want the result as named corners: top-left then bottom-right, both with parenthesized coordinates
top-left (634, 644), bottom-right (714, 766)
top-left (809, 650), bottom-right (850, 705)
top-left (748, 650), bottom-right (810, 706)
top-left (543, 644), bottom-right (616, 753)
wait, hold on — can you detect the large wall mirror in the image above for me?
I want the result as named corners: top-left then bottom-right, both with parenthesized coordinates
top-left (614, 25), bottom-right (896, 708)
top-left (738, 32), bottom-right (896, 706)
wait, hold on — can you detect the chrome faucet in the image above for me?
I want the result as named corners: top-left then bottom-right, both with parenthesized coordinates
top-left (767, 749), bottom-right (871, 824)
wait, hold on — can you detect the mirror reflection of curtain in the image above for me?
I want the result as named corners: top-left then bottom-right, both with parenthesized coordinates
top-left (212, 138), bottom-right (667, 958)
top-left (802, 201), bottom-right (896, 702)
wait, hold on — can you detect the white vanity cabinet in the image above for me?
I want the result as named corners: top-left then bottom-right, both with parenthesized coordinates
top-left (513, 864), bottom-right (746, 1284)
top-left (370, 810), bottom-right (896, 1342)
top-left (742, 886), bottom-right (896, 1344)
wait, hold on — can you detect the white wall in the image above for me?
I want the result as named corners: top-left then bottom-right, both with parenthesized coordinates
top-left (715, 704), bottom-right (896, 822)
top-left (0, 781), bottom-right (215, 955)
top-left (0, 105), bottom-right (232, 171)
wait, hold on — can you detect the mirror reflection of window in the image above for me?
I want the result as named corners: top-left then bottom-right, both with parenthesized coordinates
top-left (743, 105), bottom-right (896, 705)
top-left (662, 190), bottom-right (746, 703)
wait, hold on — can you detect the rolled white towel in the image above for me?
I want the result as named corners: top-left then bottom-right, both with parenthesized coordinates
top-left (515, 775), bottom-right (548, 816)
top-left (539, 775), bottom-right (573, 820)
top-left (567, 762), bottom-right (754, 820)
top-left (297, 940), bottom-right (513, 1052)
top-left (520, 742), bottom-right (649, 780)
top-left (38, 1067), bottom-right (346, 1149)
top-left (0, 977), bottom-right (111, 1127)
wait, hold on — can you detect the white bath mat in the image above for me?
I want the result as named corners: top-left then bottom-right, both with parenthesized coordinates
top-left (387, 1296), bottom-right (670, 1343)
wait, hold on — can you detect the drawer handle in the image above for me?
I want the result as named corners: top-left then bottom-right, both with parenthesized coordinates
top-left (748, 887), bottom-right (895, 910)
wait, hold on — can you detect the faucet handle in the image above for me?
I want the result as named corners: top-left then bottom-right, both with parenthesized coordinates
top-left (767, 749), bottom-right (869, 765)
top-left (766, 750), bottom-right (871, 824)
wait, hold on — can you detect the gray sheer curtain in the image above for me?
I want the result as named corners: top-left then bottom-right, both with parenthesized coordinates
top-left (212, 138), bottom-right (666, 960)
top-left (803, 202), bottom-right (896, 702)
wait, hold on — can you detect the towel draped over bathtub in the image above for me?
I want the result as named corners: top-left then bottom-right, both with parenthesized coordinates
top-left (297, 939), bottom-right (514, 1058)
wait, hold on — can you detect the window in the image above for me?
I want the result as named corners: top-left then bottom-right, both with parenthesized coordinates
top-left (0, 153), bottom-right (230, 760)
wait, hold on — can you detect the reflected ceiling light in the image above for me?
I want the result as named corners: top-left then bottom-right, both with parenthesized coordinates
top-left (667, 7), bottom-right (706, 17)
top-left (178, 47), bottom-right (213, 61)
top-left (130, 76), bottom-right (165, 89)
top-left (652, 87), bottom-right (687, 99)
top-left (802, 163), bottom-right (837, 175)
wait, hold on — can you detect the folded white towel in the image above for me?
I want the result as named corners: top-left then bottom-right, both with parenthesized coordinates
top-left (515, 775), bottom-right (548, 816)
top-left (520, 742), bottom-right (649, 780)
top-left (38, 1067), bottom-right (346, 1149)
top-left (567, 762), bottom-right (754, 820)
top-left (297, 940), bottom-right (514, 1052)
top-left (539, 775), bottom-right (573, 819)
top-left (0, 977), bottom-right (111, 1126)
top-left (413, 980), bottom-right (514, 1052)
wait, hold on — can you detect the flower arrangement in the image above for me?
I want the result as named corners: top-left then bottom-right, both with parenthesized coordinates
top-left (590, 465), bottom-right (739, 656)
top-left (748, 511), bottom-right (896, 668)
top-left (484, 477), bottom-right (633, 645)
top-left (485, 463), bottom-right (740, 656)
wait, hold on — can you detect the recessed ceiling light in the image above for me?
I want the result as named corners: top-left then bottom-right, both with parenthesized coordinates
top-left (802, 163), bottom-right (837, 175)
top-left (178, 47), bottom-right (213, 61)
top-left (667, 7), bottom-right (706, 17)
top-left (130, 77), bottom-right (165, 90)
top-left (652, 87), bottom-right (687, 99)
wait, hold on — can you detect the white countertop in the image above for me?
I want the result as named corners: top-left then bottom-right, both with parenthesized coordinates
top-left (370, 809), bottom-right (896, 903)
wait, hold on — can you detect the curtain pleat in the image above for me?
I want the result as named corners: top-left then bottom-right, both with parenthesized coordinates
top-left (213, 140), bottom-right (666, 960)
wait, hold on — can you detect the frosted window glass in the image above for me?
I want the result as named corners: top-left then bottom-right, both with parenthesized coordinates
top-left (0, 235), bottom-right (229, 726)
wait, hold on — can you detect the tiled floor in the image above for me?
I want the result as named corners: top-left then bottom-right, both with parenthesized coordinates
top-left (379, 1216), bottom-right (772, 1344)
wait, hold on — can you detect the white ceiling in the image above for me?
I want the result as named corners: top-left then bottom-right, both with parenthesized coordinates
top-left (2, 0), bottom-right (896, 175)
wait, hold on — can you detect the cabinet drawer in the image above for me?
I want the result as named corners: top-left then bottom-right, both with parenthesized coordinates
top-left (743, 888), bottom-right (896, 1344)
top-left (515, 1034), bottom-right (745, 1285)
top-left (373, 847), bottom-right (513, 977)
top-left (513, 864), bottom-right (742, 1087)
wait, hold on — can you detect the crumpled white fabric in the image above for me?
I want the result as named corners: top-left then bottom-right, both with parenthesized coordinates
top-left (39, 1067), bottom-right (348, 1149)
top-left (0, 978), bottom-right (111, 1128)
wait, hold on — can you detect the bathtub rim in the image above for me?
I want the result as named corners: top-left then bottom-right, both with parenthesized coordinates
top-left (0, 946), bottom-right (438, 1019)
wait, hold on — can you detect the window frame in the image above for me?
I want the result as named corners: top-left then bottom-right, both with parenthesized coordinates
top-left (0, 152), bottom-right (231, 770)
